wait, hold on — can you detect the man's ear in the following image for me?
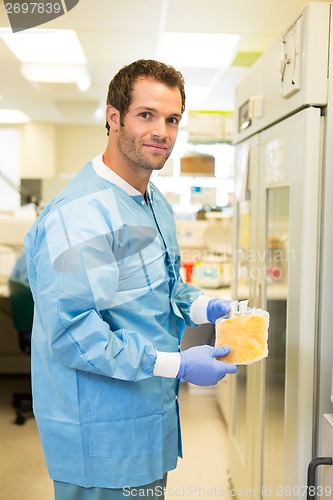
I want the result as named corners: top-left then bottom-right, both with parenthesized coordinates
top-left (106, 105), bottom-right (120, 131)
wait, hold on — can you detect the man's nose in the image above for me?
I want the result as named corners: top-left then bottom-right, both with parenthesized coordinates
top-left (151, 118), bottom-right (168, 138)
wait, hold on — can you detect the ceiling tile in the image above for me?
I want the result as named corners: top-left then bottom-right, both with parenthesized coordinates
top-left (0, 0), bottom-right (330, 123)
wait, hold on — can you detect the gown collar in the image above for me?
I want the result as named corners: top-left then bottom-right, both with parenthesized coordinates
top-left (92, 154), bottom-right (152, 205)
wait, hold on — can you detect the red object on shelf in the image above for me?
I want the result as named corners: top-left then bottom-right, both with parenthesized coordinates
top-left (182, 261), bottom-right (195, 283)
top-left (268, 267), bottom-right (282, 280)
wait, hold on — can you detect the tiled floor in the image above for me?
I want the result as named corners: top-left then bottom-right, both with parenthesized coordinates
top-left (0, 376), bottom-right (232, 499)
top-left (0, 375), bottom-right (54, 500)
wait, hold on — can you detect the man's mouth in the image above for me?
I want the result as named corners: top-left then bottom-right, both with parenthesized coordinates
top-left (145, 143), bottom-right (167, 153)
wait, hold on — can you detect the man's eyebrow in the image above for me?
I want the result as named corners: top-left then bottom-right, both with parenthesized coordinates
top-left (135, 106), bottom-right (157, 112)
top-left (170, 112), bottom-right (182, 119)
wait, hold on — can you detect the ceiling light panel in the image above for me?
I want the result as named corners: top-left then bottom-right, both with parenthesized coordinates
top-left (180, 68), bottom-right (218, 87)
top-left (158, 32), bottom-right (241, 68)
top-left (20, 64), bottom-right (87, 83)
top-left (0, 109), bottom-right (30, 123)
top-left (0, 29), bottom-right (86, 64)
top-left (185, 85), bottom-right (211, 109)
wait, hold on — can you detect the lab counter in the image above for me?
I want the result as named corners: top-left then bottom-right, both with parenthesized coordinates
top-left (200, 286), bottom-right (232, 299)
top-left (0, 285), bottom-right (9, 297)
top-left (204, 283), bottom-right (287, 301)
top-left (236, 283), bottom-right (287, 301)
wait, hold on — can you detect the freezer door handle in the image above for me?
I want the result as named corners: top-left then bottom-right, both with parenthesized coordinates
top-left (307, 457), bottom-right (333, 499)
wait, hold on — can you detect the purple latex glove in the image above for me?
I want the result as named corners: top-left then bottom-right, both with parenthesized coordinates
top-left (177, 345), bottom-right (238, 386)
top-left (206, 298), bottom-right (232, 324)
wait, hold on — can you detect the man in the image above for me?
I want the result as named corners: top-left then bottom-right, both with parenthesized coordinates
top-left (24, 59), bottom-right (238, 499)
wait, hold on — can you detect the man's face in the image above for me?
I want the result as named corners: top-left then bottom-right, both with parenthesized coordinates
top-left (117, 77), bottom-right (183, 173)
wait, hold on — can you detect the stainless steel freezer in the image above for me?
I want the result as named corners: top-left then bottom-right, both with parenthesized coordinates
top-left (229, 3), bottom-right (333, 498)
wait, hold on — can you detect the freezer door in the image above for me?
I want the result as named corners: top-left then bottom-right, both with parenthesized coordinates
top-left (260, 106), bottom-right (322, 494)
top-left (229, 106), bottom-right (324, 498)
top-left (228, 132), bottom-right (265, 493)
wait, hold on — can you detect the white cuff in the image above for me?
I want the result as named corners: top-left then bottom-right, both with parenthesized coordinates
top-left (153, 350), bottom-right (181, 378)
top-left (190, 295), bottom-right (211, 324)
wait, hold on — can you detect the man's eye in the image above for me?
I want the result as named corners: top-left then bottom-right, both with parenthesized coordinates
top-left (140, 112), bottom-right (150, 118)
top-left (168, 117), bottom-right (179, 125)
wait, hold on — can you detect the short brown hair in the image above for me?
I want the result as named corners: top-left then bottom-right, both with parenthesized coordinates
top-left (105, 59), bottom-right (186, 134)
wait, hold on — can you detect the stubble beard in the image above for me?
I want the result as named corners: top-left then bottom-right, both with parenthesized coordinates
top-left (117, 127), bottom-right (170, 173)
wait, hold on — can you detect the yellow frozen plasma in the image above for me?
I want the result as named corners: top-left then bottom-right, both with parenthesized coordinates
top-left (216, 312), bottom-right (269, 365)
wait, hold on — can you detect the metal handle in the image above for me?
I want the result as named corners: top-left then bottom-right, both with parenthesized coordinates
top-left (307, 456), bottom-right (333, 500)
top-left (280, 52), bottom-right (290, 82)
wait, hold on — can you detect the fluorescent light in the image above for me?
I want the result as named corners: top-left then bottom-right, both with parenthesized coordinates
top-left (0, 28), bottom-right (90, 88)
top-left (0, 109), bottom-right (30, 123)
top-left (0, 28), bottom-right (86, 64)
top-left (94, 105), bottom-right (105, 121)
top-left (185, 85), bottom-right (211, 108)
top-left (76, 68), bottom-right (92, 92)
top-left (158, 33), bottom-right (241, 69)
top-left (20, 63), bottom-right (89, 85)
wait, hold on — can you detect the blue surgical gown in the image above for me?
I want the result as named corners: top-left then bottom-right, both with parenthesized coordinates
top-left (24, 161), bottom-right (202, 488)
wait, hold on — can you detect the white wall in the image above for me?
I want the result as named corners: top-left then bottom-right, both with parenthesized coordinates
top-left (17, 122), bottom-right (107, 179)
top-left (0, 127), bottom-right (20, 210)
top-left (55, 124), bottom-right (107, 176)
top-left (21, 123), bottom-right (56, 178)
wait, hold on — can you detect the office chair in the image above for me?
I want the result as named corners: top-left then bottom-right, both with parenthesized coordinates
top-left (8, 277), bottom-right (34, 425)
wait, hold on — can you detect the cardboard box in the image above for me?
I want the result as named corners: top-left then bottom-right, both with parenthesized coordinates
top-left (180, 154), bottom-right (215, 176)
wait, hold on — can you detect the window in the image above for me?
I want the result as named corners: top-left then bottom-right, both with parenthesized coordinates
top-left (0, 128), bottom-right (20, 211)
